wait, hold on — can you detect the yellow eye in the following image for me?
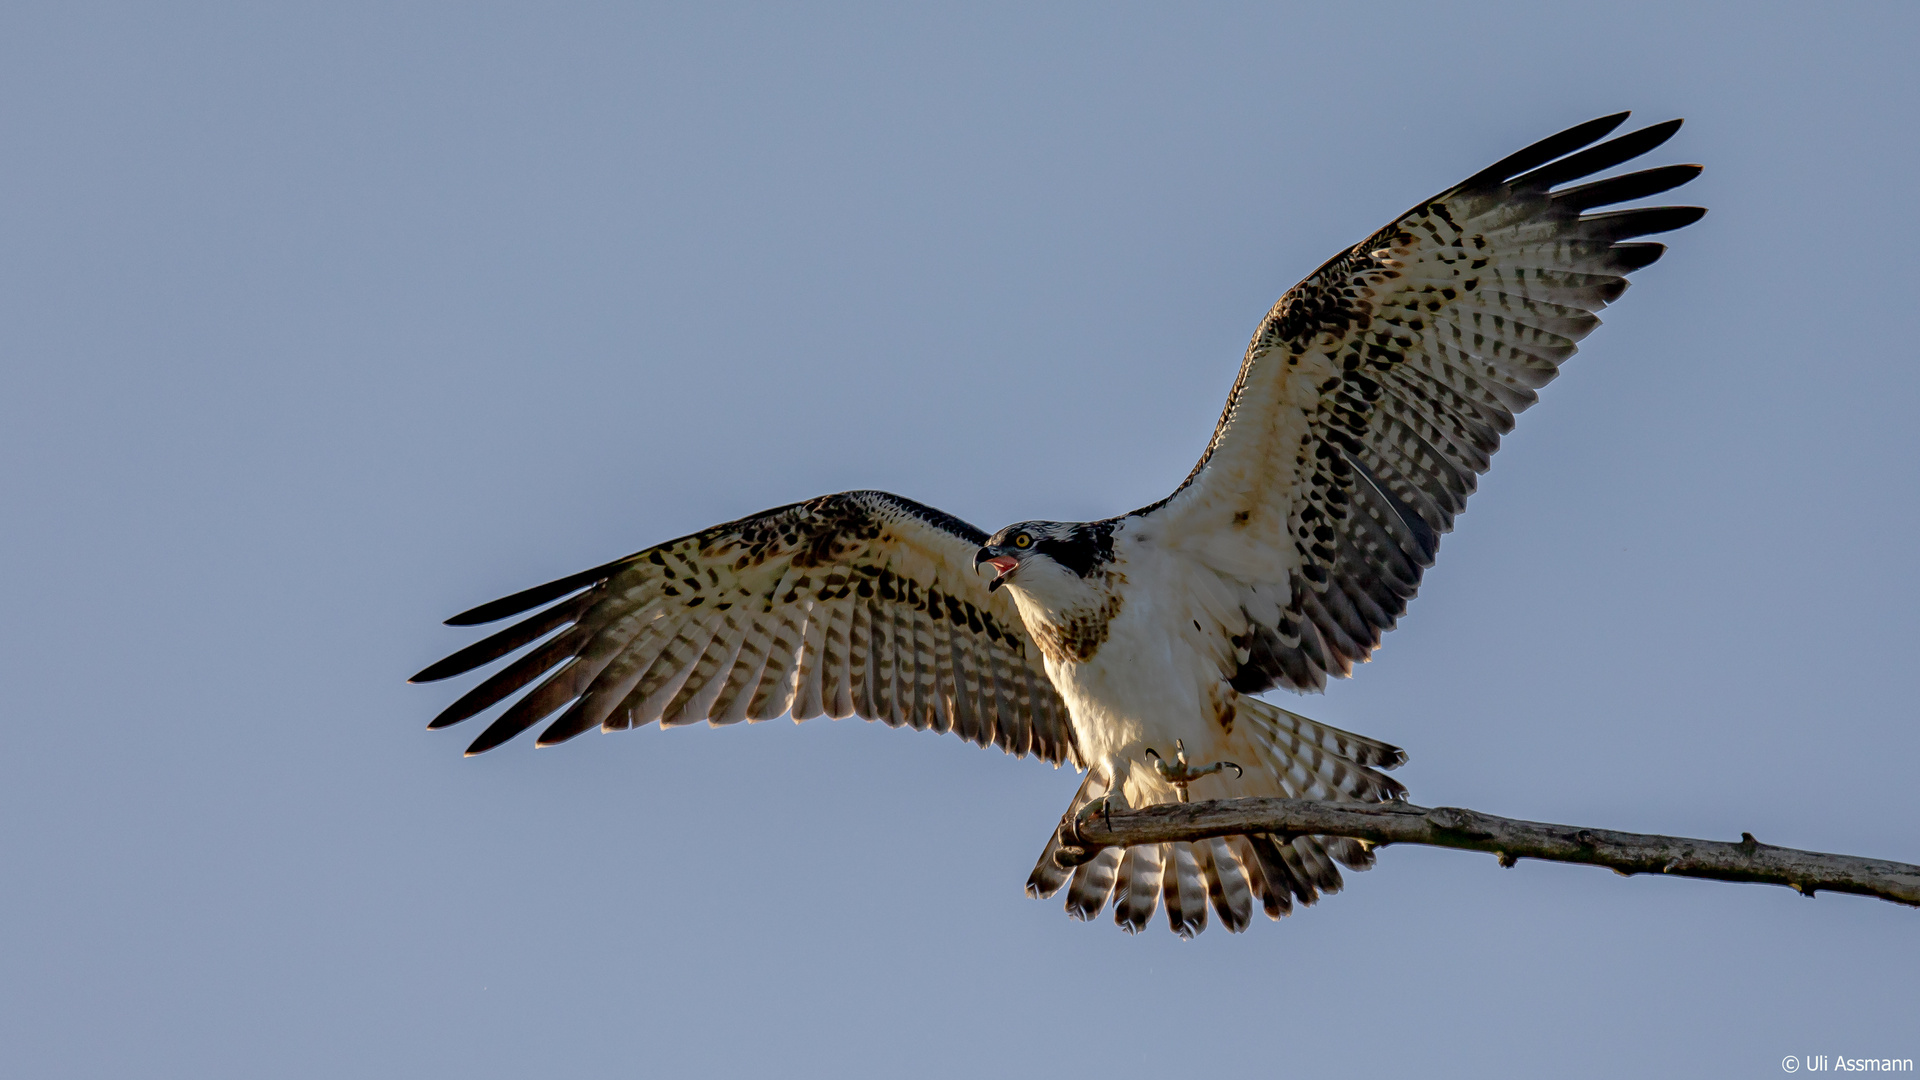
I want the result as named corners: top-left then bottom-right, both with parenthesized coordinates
top-left (1012, 533), bottom-right (1032, 549)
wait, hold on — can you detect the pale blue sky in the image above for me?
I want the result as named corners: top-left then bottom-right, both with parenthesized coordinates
top-left (4, 4), bottom-right (1916, 1077)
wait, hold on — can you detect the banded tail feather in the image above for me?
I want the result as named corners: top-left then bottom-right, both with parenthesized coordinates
top-left (1026, 698), bottom-right (1405, 933)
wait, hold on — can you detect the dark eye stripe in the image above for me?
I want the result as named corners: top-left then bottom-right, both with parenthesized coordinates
top-left (1030, 522), bottom-right (1115, 578)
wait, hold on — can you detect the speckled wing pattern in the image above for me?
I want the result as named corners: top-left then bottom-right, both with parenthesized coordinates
top-left (413, 491), bottom-right (1077, 764)
top-left (1141, 113), bottom-right (1703, 694)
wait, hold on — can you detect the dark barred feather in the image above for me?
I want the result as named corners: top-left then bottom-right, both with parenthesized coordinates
top-left (1137, 113), bottom-right (1703, 696)
top-left (415, 491), bottom-right (1077, 763)
top-left (1029, 697), bottom-right (1404, 934)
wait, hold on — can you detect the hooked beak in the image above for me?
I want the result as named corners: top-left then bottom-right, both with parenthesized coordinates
top-left (975, 547), bottom-right (1020, 592)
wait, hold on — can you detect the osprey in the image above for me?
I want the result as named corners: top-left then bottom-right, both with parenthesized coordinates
top-left (413, 113), bottom-right (1703, 936)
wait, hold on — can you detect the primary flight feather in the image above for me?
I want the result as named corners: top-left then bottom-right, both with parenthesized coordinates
top-left (413, 112), bottom-right (1703, 936)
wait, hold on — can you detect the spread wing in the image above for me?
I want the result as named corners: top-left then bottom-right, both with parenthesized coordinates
top-left (1137, 113), bottom-right (1704, 693)
top-left (413, 490), bottom-right (1077, 764)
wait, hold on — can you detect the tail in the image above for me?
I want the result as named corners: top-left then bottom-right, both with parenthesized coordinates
top-left (1026, 699), bottom-right (1407, 937)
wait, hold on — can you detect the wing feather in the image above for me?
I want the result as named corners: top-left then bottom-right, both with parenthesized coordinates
top-left (1136, 114), bottom-right (1702, 692)
top-left (674, 613), bottom-right (752, 724)
top-left (789, 601), bottom-right (831, 721)
top-left (848, 599), bottom-right (875, 718)
top-left (415, 491), bottom-right (1077, 764)
top-left (750, 607), bottom-right (806, 721)
top-left (427, 622), bottom-right (593, 730)
top-left (647, 614), bottom-right (726, 729)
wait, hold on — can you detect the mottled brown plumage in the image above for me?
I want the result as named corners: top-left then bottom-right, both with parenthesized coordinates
top-left (1027, 583), bottom-right (1124, 665)
top-left (1140, 112), bottom-right (1701, 698)
top-left (414, 492), bottom-right (1075, 763)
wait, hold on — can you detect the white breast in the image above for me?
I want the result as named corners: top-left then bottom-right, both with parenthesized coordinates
top-left (1037, 533), bottom-right (1244, 774)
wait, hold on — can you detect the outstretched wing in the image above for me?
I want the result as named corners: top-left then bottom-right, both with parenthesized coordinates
top-left (413, 490), bottom-right (1077, 763)
top-left (1137, 113), bottom-right (1703, 693)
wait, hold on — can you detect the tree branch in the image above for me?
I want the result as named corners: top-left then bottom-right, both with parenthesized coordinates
top-left (1073, 798), bottom-right (1920, 908)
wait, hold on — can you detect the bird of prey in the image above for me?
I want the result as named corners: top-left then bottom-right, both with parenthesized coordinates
top-left (413, 112), bottom-right (1703, 937)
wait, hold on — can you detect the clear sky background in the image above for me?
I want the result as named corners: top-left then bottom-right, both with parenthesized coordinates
top-left (4, 4), bottom-right (1916, 1077)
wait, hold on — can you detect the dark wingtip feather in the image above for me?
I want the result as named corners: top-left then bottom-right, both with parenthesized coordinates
top-left (428, 696), bottom-right (487, 730)
top-left (411, 590), bottom-right (597, 684)
top-left (535, 702), bottom-right (599, 747)
top-left (1514, 119), bottom-right (1685, 193)
top-left (1553, 163), bottom-right (1702, 212)
top-left (464, 713), bottom-right (534, 755)
top-left (1576, 206), bottom-right (1707, 249)
top-left (1595, 205), bottom-right (1707, 238)
top-left (423, 626), bottom-right (586, 730)
top-left (444, 554), bottom-right (633, 626)
top-left (411, 630), bottom-right (537, 685)
top-left (1608, 242), bottom-right (1669, 272)
top-left (1459, 112), bottom-right (1630, 191)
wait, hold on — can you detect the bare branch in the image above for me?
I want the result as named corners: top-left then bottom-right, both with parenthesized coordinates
top-left (1073, 798), bottom-right (1920, 908)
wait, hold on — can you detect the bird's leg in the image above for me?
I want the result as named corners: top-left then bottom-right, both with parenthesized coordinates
top-left (1075, 757), bottom-right (1128, 834)
top-left (1054, 766), bottom-right (1126, 869)
top-left (1144, 740), bottom-right (1243, 803)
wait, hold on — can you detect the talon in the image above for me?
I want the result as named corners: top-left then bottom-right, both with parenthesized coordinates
top-left (1076, 794), bottom-right (1116, 832)
top-left (1140, 740), bottom-right (1243, 794)
top-left (1183, 759), bottom-right (1243, 781)
top-left (1053, 812), bottom-right (1099, 868)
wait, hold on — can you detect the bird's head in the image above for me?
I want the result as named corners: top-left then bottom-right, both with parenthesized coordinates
top-left (974, 520), bottom-right (1113, 596)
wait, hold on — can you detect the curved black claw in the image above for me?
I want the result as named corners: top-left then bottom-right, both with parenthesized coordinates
top-left (1074, 792), bottom-right (1119, 836)
top-left (1051, 813), bottom-right (1098, 869)
top-left (1146, 740), bottom-right (1243, 801)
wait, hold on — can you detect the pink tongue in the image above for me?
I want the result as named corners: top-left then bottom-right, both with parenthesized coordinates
top-left (988, 555), bottom-right (1020, 575)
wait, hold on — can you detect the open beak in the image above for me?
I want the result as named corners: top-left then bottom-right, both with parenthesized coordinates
top-left (975, 548), bottom-right (1020, 592)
